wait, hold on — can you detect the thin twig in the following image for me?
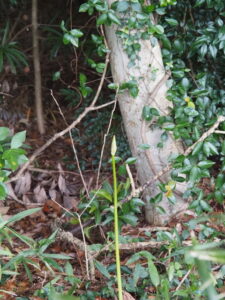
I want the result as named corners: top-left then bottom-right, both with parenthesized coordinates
top-left (50, 90), bottom-right (90, 197)
top-left (214, 130), bottom-right (225, 134)
top-left (28, 167), bottom-right (80, 175)
top-left (96, 89), bottom-right (118, 187)
top-left (175, 268), bottom-right (192, 291)
top-left (125, 164), bottom-right (136, 197)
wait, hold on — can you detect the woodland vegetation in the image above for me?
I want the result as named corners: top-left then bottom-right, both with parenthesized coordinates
top-left (0, 0), bottom-right (225, 299)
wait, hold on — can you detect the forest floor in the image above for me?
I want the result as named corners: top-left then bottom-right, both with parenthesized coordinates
top-left (0, 107), bottom-right (224, 299)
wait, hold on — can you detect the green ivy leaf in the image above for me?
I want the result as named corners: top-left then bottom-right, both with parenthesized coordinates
top-left (131, 2), bottom-right (142, 12)
top-left (200, 200), bottom-right (211, 211)
top-left (11, 131), bottom-right (26, 149)
top-left (116, 1), bottom-right (129, 12)
top-left (189, 166), bottom-right (201, 183)
top-left (215, 173), bottom-right (224, 189)
top-left (192, 142), bottom-right (203, 156)
top-left (52, 71), bottom-right (61, 81)
top-left (95, 190), bottom-right (112, 202)
top-left (181, 78), bottom-right (190, 90)
top-left (197, 160), bottom-right (215, 169)
top-left (79, 3), bottom-right (90, 12)
top-left (79, 73), bottom-right (87, 85)
top-left (214, 190), bottom-right (223, 204)
top-left (63, 33), bottom-right (79, 47)
top-left (96, 13), bottom-right (108, 25)
top-left (165, 18), bottom-right (178, 26)
top-left (108, 83), bottom-right (118, 89)
top-left (125, 157), bottom-right (137, 165)
top-left (154, 25), bottom-right (164, 34)
top-left (129, 86), bottom-right (139, 98)
top-left (70, 29), bottom-right (83, 38)
top-left (209, 44), bottom-right (217, 58)
top-left (120, 214), bottom-right (138, 225)
top-left (118, 165), bottom-right (127, 176)
top-left (107, 12), bottom-right (121, 25)
top-left (0, 127), bottom-right (10, 141)
top-left (142, 106), bottom-right (152, 121)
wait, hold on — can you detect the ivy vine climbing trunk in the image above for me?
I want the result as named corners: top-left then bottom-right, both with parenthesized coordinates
top-left (32, 0), bottom-right (45, 134)
top-left (105, 0), bottom-right (187, 225)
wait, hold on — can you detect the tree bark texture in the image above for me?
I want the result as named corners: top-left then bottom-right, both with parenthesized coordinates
top-left (32, 0), bottom-right (45, 134)
top-left (105, 1), bottom-right (188, 225)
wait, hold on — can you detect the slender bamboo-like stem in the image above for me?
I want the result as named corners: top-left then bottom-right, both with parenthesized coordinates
top-left (32, 0), bottom-right (45, 134)
top-left (111, 136), bottom-right (123, 300)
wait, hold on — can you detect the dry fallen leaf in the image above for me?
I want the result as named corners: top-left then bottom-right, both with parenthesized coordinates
top-left (58, 174), bottom-right (68, 195)
top-left (33, 185), bottom-right (48, 203)
top-left (115, 291), bottom-right (136, 300)
top-left (0, 206), bottom-right (10, 215)
top-left (14, 171), bottom-right (31, 196)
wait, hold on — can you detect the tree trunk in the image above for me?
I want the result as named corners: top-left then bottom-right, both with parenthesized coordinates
top-left (32, 0), bottom-right (45, 134)
top-left (105, 2), bottom-right (188, 225)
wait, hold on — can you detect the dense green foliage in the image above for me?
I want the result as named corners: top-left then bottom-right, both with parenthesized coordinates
top-left (0, 128), bottom-right (27, 199)
top-left (159, 0), bottom-right (225, 210)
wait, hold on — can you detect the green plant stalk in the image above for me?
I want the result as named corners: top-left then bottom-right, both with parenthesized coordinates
top-left (111, 137), bottom-right (123, 300)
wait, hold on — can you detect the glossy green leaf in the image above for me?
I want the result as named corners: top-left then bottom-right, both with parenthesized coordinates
top-left (96, 190), bottom-right (112, 202)
top-left (147, 258), bottom-right (160, 287)
top-left (192, 142), bottom-right (203, 156)
top-left (215, 173), bottom-right (224, 189)
top-left (0, 127), bottom-right (10, 141)
top-left (197, 160), bottom-right (215, 169)
top-left (79, 3), bottom-right (89, 12)
top-left (116, 1), bottom-right (129, 12)
top-left (96, 13), bottom-right (108, 25)
top-left (70, 29), bottom-right (83, 38)
top-left (189, 166), bottom-right (201, 183)
top-left (165, 18), bottom-right (178, 26)
top-left (129, 86), bottom-right (139, 98)
top-left (107, 12), bottom-right (121, 25)
top-left (214, 190), bottom-right (223, 204)
top-left (125, 157), bottom-right (137, 165)
top-left (181, 78), bottom-right (190, 89)
top-left (120, 214), bottom-right (138, 225)
top-left (154, 25), bottom-right (164, 34)
top-left (52, 71), bottom-right (61, 81)
top-left (11, 131), bottom-right (26, 149)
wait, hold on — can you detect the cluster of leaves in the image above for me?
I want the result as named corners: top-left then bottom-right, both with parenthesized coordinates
top-left (0, 127), bottom-right (28, 200)
top-left (0, 22), bottom-right (28, 74)
top-left (78, 162), bottom-right (144, 228)
top-left (154, 0), bottom-right (225, 210)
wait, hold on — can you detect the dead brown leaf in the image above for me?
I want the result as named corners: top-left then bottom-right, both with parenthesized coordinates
top-left (58, 174), bottom-right (68, 195)
top-left (14, 171), bottom-right (31, 196)
top-left (115, 291), bottom-right (136, 300)
top-left (33, 184), bottom-right (47, 203)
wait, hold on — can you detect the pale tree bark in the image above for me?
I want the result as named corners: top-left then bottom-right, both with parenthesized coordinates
top-left (32, 0), bottom-right (45, 134)
top-left (105, 1), bottom-right (188, 225)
